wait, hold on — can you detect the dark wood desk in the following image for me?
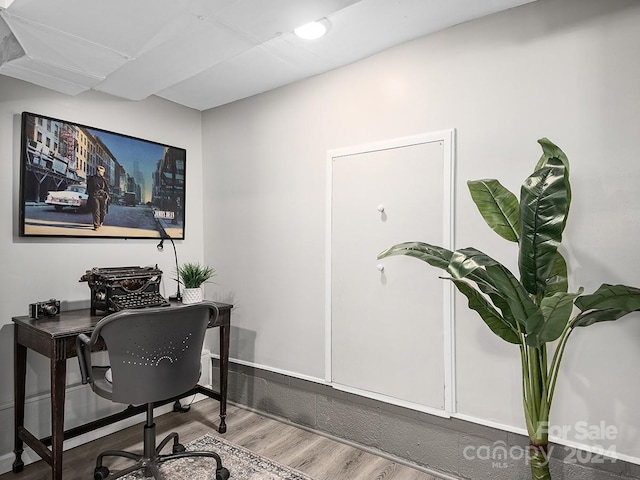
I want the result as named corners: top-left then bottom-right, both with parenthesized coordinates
top-left (12, 302), bottom-right (232, 480)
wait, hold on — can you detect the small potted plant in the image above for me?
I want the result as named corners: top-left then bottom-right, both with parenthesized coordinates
top-left (176, 262), bottom-right (216, 304)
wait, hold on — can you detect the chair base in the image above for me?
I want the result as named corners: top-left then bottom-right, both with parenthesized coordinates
top-left (94, 422), bottom-right (229, 480)
top-left (94, 450), bottom-right (230, 480)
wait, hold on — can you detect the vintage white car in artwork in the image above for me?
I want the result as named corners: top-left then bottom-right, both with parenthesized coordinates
top-left (45, 184), bottom-right (88, 211)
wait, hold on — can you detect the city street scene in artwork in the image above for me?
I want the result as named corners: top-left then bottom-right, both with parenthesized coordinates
top-left (20, 112), bottom-right (185, 239)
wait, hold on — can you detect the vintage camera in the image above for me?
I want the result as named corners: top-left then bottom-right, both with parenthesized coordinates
top-left (29, 299), bottom-right (61, 319)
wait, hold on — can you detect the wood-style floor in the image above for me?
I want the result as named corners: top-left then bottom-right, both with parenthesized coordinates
top-left (1, 399), bottom-right (443, 480)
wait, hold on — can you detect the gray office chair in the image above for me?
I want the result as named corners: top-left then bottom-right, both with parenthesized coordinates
top-left (77, 302), bottom-right (230, 480)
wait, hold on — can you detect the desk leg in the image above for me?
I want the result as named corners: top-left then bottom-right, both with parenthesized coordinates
top-left (50, 349), bottom-right (67, 480)
top-left (13, 337), bottom-right (26, 473)
top-left (218, 324), bottom-right (230, 434)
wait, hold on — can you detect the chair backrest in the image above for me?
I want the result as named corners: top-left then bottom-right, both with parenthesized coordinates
top-left (88, 302), bottom-right (218, 404)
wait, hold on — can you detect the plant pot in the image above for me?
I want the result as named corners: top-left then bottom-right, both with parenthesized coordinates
top-left (182, 287), bottom-right (203, 304)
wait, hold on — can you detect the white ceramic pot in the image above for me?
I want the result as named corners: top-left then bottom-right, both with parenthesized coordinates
top-left (182, 287), bottom-right (203, 304)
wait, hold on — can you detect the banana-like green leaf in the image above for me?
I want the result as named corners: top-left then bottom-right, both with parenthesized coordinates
top-left (480, 284), bottom-right (518, 328)
top-left (448, 247), bottom-right (542, 333)
top-left (544, 251), bottom-right (568, 296)
top-left (377, 242), bottom-right (525, 333)
top-left (378, 242), bottom-right (525, 343)
top-left (378, 242), bottom-right (501, 298)
top-left (449, 278), bottom-right (521, 344)
top-left (526, 289), bottom-right (582, 347)
top-left (575, 283), bottom-right (640, 310)
top-left (486, 264), bottom-right (543, 334)
top-left (467, 179), bottom-right (520, 243)
top-left (572, 284), bottom-right (640, 327)
top-left (518, 157), bottom-right (570, 297)
top-left (448, 247), bottom-right (498, 279)
top-left (447, 256), bottom-right (518, 325)
top-left (377, 242), bottom-right (452, 269)
top-left (534, 138), bottom-right (572, 235)
top-left (573, 308), bottom-right (632, 327)
top-left (535, 137), bottom-right (570, 173)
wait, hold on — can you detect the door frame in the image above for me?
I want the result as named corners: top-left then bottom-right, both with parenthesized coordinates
top-left (325, 129), bottom-right (456, 415)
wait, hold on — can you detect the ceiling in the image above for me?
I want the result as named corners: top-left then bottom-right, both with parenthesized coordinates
top-left (0, 0), bottom-right (536, 111)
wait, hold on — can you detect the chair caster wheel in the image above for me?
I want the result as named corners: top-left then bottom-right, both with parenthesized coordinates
top-left (216, 467), bottom-right (230, 480)
top-left (94, 466), bottom-right (110, 480)
top-left (172, 443), bottom-right (186, 454)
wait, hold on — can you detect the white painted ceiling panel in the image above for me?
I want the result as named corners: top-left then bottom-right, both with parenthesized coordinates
top-left (0, 58), bottom-right (90, 94)
top-left (0, 0), bottom-right (538, 111)
top-left (159, 46), bottom-right (305, 111)
top-left (93, 16), bottom-right (258, 101)
top-left (6, 14), bottom-right (128, 79)
top-left (5, 0), bottom-right (193, 57)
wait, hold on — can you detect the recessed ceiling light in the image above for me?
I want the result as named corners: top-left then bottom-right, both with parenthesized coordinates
top-left (294, 19), bottom-right (329, 40)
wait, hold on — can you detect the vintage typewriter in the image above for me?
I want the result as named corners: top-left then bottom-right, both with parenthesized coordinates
top-left (80, 266), bottom-right (171, 315)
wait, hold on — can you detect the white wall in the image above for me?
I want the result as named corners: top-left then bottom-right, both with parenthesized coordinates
top-left (202, 0), bottom-right (640, 462)
top-left (0, 76), bottom-right (204, 469)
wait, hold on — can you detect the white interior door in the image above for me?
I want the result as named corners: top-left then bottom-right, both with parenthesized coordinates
top-left (329, 131), bottom-right (454, 413)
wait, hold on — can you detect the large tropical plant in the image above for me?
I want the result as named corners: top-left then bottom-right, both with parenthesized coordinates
top-left (378, 138), bottom-right (640, 480)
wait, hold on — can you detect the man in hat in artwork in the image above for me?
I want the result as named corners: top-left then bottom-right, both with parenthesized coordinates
top-left (87, 164), bottom-right (110, 230)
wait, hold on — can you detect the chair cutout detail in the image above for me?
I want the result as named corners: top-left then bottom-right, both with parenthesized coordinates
top-left (77, 301), bottom-right (230, 480)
